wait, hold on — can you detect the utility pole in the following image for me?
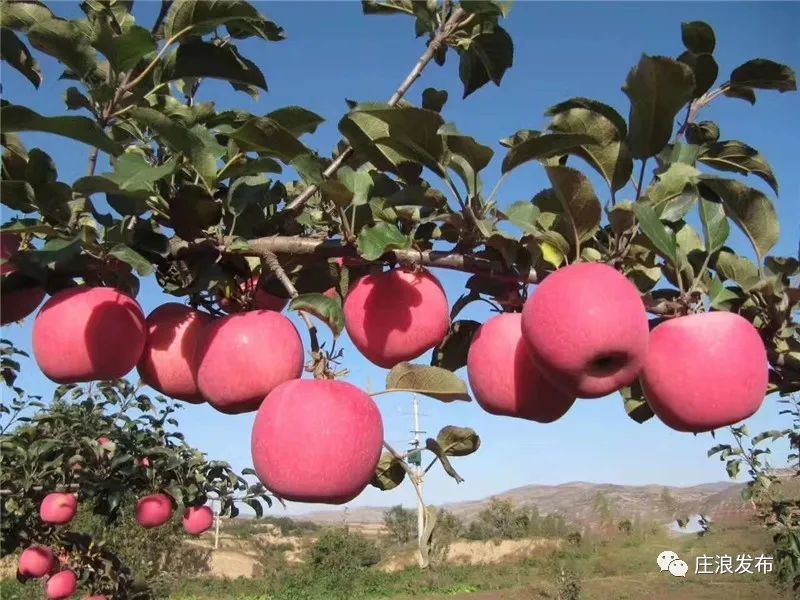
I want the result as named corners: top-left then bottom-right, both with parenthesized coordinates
top-left (410, 394), bottom-right (425, 547)
top-left (213, 498), bottom-right (221, 549)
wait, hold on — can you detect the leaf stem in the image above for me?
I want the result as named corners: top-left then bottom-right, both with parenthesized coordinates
top-left (122, 25), bottom-right (195, 93)
top-left (634, 158), bottom-right (648, 203)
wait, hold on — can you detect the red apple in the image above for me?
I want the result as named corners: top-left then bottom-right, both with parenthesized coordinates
top-left (18, 545), bottom-right (55, 579)
top-left (136, 493), bottom-right (173, 528)
top-left (46, 570), bottom-right (77, 599)
top-left (40, 493), bottom-right (78, 525)
top-left (0, 233), bottom-right (45, 325)
top-left (137, 303), bottom-right (212, 403)
top-left (32, 287), bottom-right (146, 383)
top-left (343, 267), bottom-right (449, 368)
top-left (218, 276), bottom-right (288, 313)
top-left (641, 311), bottom-right (769, 432)
top-left (97, 437), bottom-right (111, 446)
top-left (251, 379), bottom-right (384, 504)
top-left (467, 313), bottom-right (575, 422)
top-left (183, 506), bottom-right (214, 536)
top-left (521, 263), bottom-right (649, 398)
top-left (137, 457), bottom-right (151, 468)
top-left (194, 310), bottom-right (304, 414)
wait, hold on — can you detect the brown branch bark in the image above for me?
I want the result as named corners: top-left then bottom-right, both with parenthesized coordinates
top-left (223, 235), bottom-right (537, 284)
top-left (283, 8), bottom-right (467, 214)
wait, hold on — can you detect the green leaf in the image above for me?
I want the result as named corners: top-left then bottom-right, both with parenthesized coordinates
top-left (681, 21), bottom-right (715, 54)
top-left (361, 0), bottom-right (415, 15)
top-left (64, 87), bottom-right (92, 112)
top-left (430, 320), bottom-right (481, 372)
top-left (289, 293), bottom-right (345, 337)
top-left (27, 17), bottom-right (100, 81)
top-left (422, 88), bottom-right (448, 113)
top-left (226, 174), bottom-right (270, 215)
top-left (337, 166), bottom-right (373, 207)
top-left (0, 27), bottom-right (42, 88)
top-left (369, 452), bottom-right (406, 491)
top-left (499, 129), bottom-right (538, 148)
top-left (622, 55), bottom-right (695, 159)
top-left (547, 105), bottom-right (632, 192)
top-left (461, 1), bottom-right (514, 17)
top-left (621, 381), bottom-right (654, 424)
top-left (356, 222), bottom-right (411, 260)
top-left (385, 362), bottom-right (471, 402)
top-left (339, 104), bottom-right (445, 177)
top-left (698, 198), bottom-right (729, 255)
top-left (436, 425), bottom-right (480, 456)
top-left (545, 165), bottom-right (602, 247)
top-left (108, 244), bottom-right (154, 276)
top-left (458, 25), bottom-right (514, 98)
top-left (230, 117), bottom-right (317, 166)
top-left (266, 106), bottom-right (324, 137)
top-left (25, 148), bottom-right (57, 185)
top-left (502, 200), bottom-right (540, 234)
top-left (698, 176), bottom-right (779, 260)
top-left (685, 121), bottom-right (720, 145)
top-left (501, 132), bottom-right (596, 174)
top-left (633, 203), bottom-right (678, 264)
top-left (0, 1), bottom-right (54, 30)
top-left (440, 125), bottom-right (494, 197)
top-left (724, 86), bottom-right (756, 105)
top-left (708, 276), bottom-right (741, 310)
top-left (27, 237), bottom-right (83, 267)
top-left (0, 180), bottom-right (36, 212)
top-left (160, 40), bottom-right (267, 91)
top-left (715, 250), bottom-right (760, 289)
top-left (642, 163), bottom-right (700, 217)
top-left (0, 104), bottom-right (121, 156)
top-left (92, 23), bottom-right (155, 71)
top-left (164, 0), bottom-right (284, 42)
top-left (697, 140), bottom-right (779, 195)
top-left (678, 51), bottom-right (718, 98)
top-left (129, 107), bottom-right (220, 190)
top-left (424, 438), bottom-right (464, 483)
top-left (730, 59), bottom-right (797, 92)
top-left (74, 153), bottom-right (177, 195)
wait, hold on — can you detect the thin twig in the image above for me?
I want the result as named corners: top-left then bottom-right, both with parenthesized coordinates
top-left (383, 441), bottom-right (426, 509)
top-left (122, 25), bottom-right (195, 93)
top-left (87, 148), bottom-right (99, 177)
top-left (283, 8), bottom-right (467, 214)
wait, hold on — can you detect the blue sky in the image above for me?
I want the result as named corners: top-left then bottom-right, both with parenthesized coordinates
top-left (2, 2), bottom-right (799, 516)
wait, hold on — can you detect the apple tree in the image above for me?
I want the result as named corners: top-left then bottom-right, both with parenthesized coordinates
top-left (0, 0), bottom-right (798, 594)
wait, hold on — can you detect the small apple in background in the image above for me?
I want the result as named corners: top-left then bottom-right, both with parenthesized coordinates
top-left (96, 437), bottom-right (111, 446)
top-left (252, 379), bottom-right (383, 504)
top-left (344, 267), bottom-right (449, 368)
top-left (18, 545), bottom-right (55, 579)
top-left (40, 493), bottom-right (78, 525)
top-left (136, 493), bottom-right (173, 528)
top-left (0, 233), bottom-right (46, 325)
top-left (32, 287), bottom-right (146, 383)
top-left (137, 457), bottom-right (151, 469)
top-left (521, 262), bottom-right (649, 398)
top-left (194, 310), bottom-right (304, 414)
top-left (467, 313), bottom-right (575, 423)
top-left (641, 311), bottom-right (769, 432)
top-left (183, 506), bottom-right (214, 536)
top-left (137, 303), bottom-right (212, 403)
top-left (46, 570), bottom-right (77, 600)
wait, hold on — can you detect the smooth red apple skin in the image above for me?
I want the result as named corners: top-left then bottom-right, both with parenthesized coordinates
top-left (32, 287), bottom-right (146, 383)
top-left (467, 313), bottom-right (575, 423)
top-left (521, 263), bottom-right (649, 398)
top-left (641, 311), bottom-right (769, 433)
top-left (0, 233), bottom-right (46, 325)
top-left (46, 570), bottom-right (77, 600)
top-left (252, 379), bottom-right (384, 504)
top-left (137, 304), bottom-right (212, 403)
top-left (343, 268), bottom-right (449, 368)
top-left (136, 493), bottom-right (173, 528)
top-left (137, 457), bottom-right (151, 468)
top-left (194, 310), bottom-right (304, 414)
top-left (183, 506), bottom-right (214, 536)
top-left (18, 545), bottom-right (55, 579)
top-left (40, 493), bottom-right (78, 525)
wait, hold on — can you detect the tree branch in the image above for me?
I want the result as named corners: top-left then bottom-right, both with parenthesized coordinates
top-left (218, 235), bottom-right (537, 283)
top-left (283, 8), bottom-right (467, 214)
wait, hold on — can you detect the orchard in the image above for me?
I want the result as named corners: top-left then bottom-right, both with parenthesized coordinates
top-left (0, 0), bottom-right (798, 597)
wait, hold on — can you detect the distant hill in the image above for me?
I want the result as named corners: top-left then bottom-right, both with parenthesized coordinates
top-left (297, 480), bottom-right (755, 528)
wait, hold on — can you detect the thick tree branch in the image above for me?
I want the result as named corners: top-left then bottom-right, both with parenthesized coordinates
top-left (283, 8), bottom-right (467, 214)
top-left (219, 235), bottom-right (537, 284)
